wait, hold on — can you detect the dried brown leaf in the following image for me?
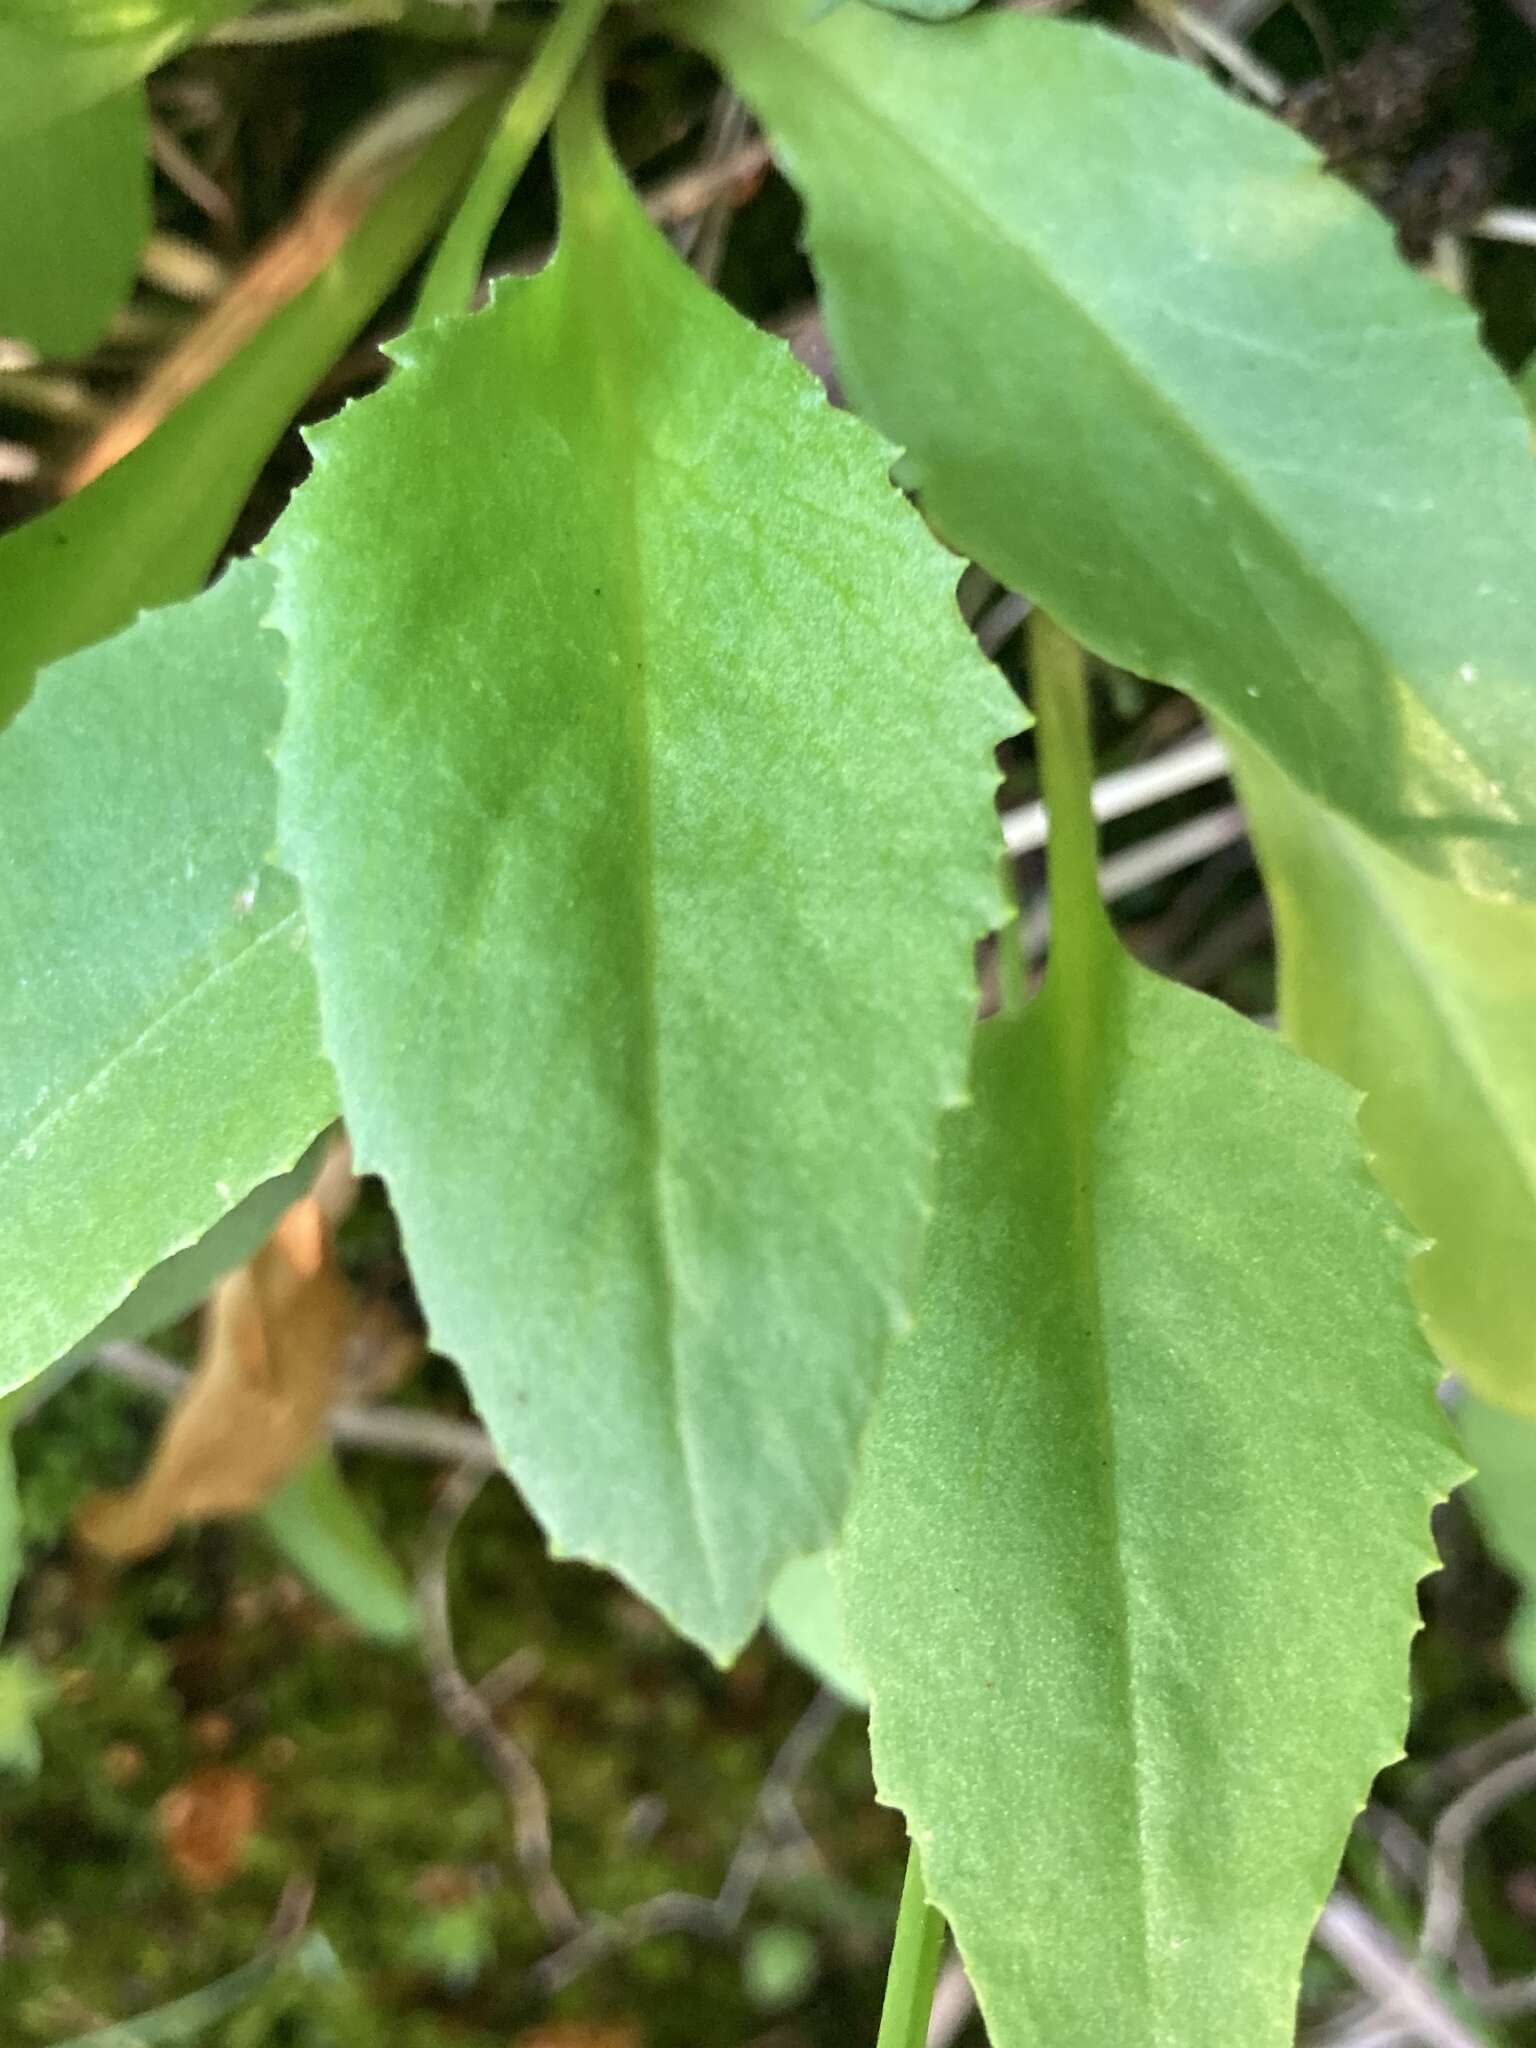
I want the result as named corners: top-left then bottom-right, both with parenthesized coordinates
top-left (77, 1138), bottom-right (422, 1557)
top-left (157, 1764), bottom-right (265, 1891)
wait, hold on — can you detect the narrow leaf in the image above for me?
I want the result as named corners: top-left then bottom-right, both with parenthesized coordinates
top-left (271, 84), bottom-right (1017, 1659)
top-left (1459, 1394), bottom-right (1536, 1700)
top-left (54, 1931), bottom-right (338, 2048)
top-left (0, 76), bottom-right (498, 726)
top-left (0, 88), bottom-right (149, 358)
top-left (0, 562), bottom-right (338, 1398)
top-left (1237, 739), bottom-right (1536, 1415)
top-left (259, 1453), bottom-right (418, 1645)
top-left (840, 646), bottom-right (1459, 2044)
top-left (681, 0), bottom-right (1536, 899)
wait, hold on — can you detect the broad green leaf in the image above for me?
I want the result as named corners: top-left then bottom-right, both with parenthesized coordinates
top-left (1459, 1394), bottom-right (1536, 1699)
top-left (0, 2), bottom-right (257, 143)
top-left (259, 1452), bottom-right (418, 1645)
top-left (0, 74), bottom-right (498, 727)
top-left (680, 0), bottom-right (1536, 901)
top-left (271, 83), bottom-right (1017, 1661)
top-left (1236, 739), bottom-right (1536, 1414)
top-left (69, 1133), bottom-right (330, 1360)
top-left (0, 88), bottom-right (149, 357)
top-left (767, 1549), bottom-right (866, 1708)
top-left (839, 778), bottom-right (1459, 2043)
top-left (0, 561), bottom-right (338, 1399)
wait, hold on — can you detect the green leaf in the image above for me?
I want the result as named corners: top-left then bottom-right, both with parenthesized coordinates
top-left (1459, 1393), bottom-right (1536, 1699)
top-left (768, 1549), bottom-right (867, 1707)
top-left (0, 74), bottom-right (499, 727)
top-left (0, 561), bottom-right (338, 1400)
top-left (72, 1137), bottom-right (329, 1357)
top-left (839, 623), bottom-right (1459, 2044)
top-left (0, 1386), bottom-right (41, 1774)
top-left (270, 80), bottom-right (1017, 1661)
top-left (0, 88), bottom-right (149, 358)
top-left (0, 2), bottom-right (257, 143)
top-left (258, 1452), bottom-right (418, 1645)
top-left (858, 0), bottom-right (979, 22)
top-left (680, 0), bottom-right (1536, 901)
top-left (1236, 738), bottom-right (1536, 1415)
top-left (0, 1652), bottom-right (47, 1778)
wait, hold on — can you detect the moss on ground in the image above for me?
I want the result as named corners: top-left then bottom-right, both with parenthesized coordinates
top-left (3, 1370), bottom-right (903, 2046)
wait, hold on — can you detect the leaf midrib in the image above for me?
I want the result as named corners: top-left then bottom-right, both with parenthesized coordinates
top-left (1035, 963), bottom-right (1163, 2028)
top-left (0, 904), bottom-right (304, 1187)
top-left (570, 197), bottom-right (724, 1617)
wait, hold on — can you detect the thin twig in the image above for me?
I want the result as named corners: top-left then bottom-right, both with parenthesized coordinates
top-left (975, 589), bottom-right (1032, 658)
top-left (1412, 1714), bottom-right (1536, 1810)
top-left (1470, 208), bottom-right (1536, 249)
top-left (1315, 1893), bottom-right (1488, 2048)
top-left (926, 1953), bottom-right (977, 2048)
top-left (1161, 0), bottom-right (1285, 100)
top-left (150, 121), bottom-right (234, 224)
top-left (94, 1339), bottom-right (498, 1468)
top-left (417, 1463), bottom-right (582, 1940)
top-left (530, 1685), bottom-right (845, 1994)
top-left (672, 95), bottom-right (758, 286)
top-left (1001, 729), bottom-right (1232, 858)
top-left (1420, 1746), bottom-right (1536, 1966)
top-left (1019, 803), bottom-right (1249, 960)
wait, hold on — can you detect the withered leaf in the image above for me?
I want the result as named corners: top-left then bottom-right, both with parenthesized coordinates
top-left (157, 1764), bottom-right (265, 1891)
top-left (78, 1139), bottom-right (421, 1558)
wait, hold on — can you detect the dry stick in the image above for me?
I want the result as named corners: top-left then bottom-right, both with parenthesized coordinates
top-left (1413, 1713), bottom-right (1536, 1810)
top-left (1315, 1893), bottom-right (1489, 2048)
top-left (1420, 1745), bottom-right (1536, 1968)
top-left (416, 1462), bottom-right (583, 1940)
top-left (925, 1954), bottom-right (977, 2048)
top-left (530, 1686), bottom-right (846, 1995)
top-left (672, 94), bottom-right (758, 286)
top-left (149, 121), bottom-right (234, 225)
top-left (95, 1338), bottom-right (498, 1468)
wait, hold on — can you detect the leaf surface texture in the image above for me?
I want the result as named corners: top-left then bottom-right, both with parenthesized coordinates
top-left (841, 933), bottom-right (1461, 2046)
top-left (0, 563), bottom-right (338, 1396)
top-left (272, 101), bottom-right (1016, 1657)
top-left (685, 0), bottom-right (1536, 897)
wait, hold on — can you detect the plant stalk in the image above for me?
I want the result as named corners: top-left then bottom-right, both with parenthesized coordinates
top-left (1027, 608), bottom-right (1113, 983)
top-left (876, 1841), bottom-right (947, 2048)
top-left (412, 0), bottom-right (609, 324)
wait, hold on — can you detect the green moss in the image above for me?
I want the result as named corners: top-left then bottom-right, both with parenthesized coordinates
top-left (2, 1371), bottom-right (901, 2046)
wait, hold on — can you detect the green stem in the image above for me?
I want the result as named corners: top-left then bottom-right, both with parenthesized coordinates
top-left (877, 1842), bottom-right (947, 2048)
top-left (412, 0), bottom-right (609, 325)
top-left (1027, 608), bottom-right (1112, 981)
